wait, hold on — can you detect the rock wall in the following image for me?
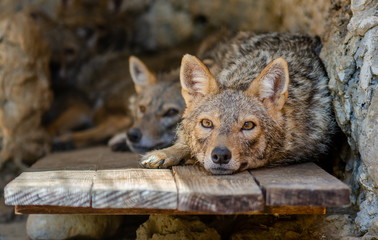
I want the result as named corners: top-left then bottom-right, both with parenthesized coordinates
top-left (0, 12), bottom-right (52, 168)
top-left (0, 10), bottom-right (53, 225)
top-left (321, 0), bottom-right (378, 235)
top-left (27, 215), bottom-right (123, 240)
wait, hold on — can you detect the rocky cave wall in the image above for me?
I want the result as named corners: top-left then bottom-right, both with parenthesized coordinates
top-left (0, 0), bottom-right (377, 238)
top-left (320, 0), bottom-right (378, 235)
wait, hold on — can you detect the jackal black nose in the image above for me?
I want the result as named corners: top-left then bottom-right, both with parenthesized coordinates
top-left (211, 147), bottom-right (232, 164)
top-left (127, 128), bottom-right (142, 143)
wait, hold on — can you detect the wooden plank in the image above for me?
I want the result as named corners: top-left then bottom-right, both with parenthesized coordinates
top-left (4, 171), bottom-right (94, 207)
top-left (95, 149), bottom-right (140, 170)
top-left (250, 162), bottom-right (350, 207)
top-left (173, 165), bottom-right (264, 214)
top-left (4, 148), bottom-right (142, 208)
top-left (92, 169), bottom-right (177, 209)
top-left (27, 147), bottom-right (103, 171)
top-left (14, 205), bottom-right (326, 215)
top-left (4, 147), bottom-right (350, 216)
top-left (27, 147), bottom-right (140, 172)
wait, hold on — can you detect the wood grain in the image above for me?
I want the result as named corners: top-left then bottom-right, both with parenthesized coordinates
top-left (92, 169), bottom-right (177, 209)
top-left (173, 165), bottom-right (264, 214)
top-left (5, 147), bottom-right (141, 208)
top-left (250, 162), bottom-right (350, 206)
top-left (5, 171), bottom-right (94, 207)
top-left (14, 205), bottom-right (326, 215)
top-left (95, 148), bottom-right (140, 170)
top-left (5, 147), bottom-right (351, 215)
top-left (27, 147), bottom-right (140, 172)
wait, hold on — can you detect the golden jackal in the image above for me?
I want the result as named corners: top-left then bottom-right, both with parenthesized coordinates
top-left (108, 56), bottom-right (185, 153)
top-left (140, 32), bottom-right (337, 174)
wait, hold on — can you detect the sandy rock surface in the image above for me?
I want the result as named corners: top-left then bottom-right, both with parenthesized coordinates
top-left (27, 214), bottom-right (123, 240)
top-left (136, 215), bottom-right (220, 240)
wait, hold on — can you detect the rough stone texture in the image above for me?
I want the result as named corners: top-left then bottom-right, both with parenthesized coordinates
top-left (136, 215), bottom-right (221, 240)
top-left (274, 0), bottom-right (332, 36)
top-left (121, 0), bottom-right (332, 50)
top-left (27, 214), bottom-right (123, 240)
top-left (229, 215), bottom-right (356, 240)
top-left (0, 11), bottom-right (52, 168)
top-left (0, 215), bottom-right (27, 240)
top-left (320, 0), bottom-right (378, 235)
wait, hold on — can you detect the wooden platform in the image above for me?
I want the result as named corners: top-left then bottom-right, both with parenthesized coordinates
top-left (4, 147), bottom-right (350, 215)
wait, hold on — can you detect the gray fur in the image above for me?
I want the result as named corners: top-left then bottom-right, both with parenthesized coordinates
top-left (141, 32), bottom-right (336, 174)
top-left (127, 68), bottom-right (185, 153)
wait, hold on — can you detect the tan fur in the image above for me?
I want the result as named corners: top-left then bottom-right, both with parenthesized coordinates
top-left (141, 32), bottom-right (336, 175)
top-left (129, 56), bottom-right (157, 94)
top-left (180, 55), bottom-right (218, 105)
top-left (120, 56), bottom-right (185, 153)
top-left (119, 39), bottom-right (218, 154)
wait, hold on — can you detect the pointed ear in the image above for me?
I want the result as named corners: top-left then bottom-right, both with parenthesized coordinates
top-left (246, 58), bottom-right (289, 110)
top-left (180, 54), bottom-right (218, 105)
top-left (129, 56), bottom-right (157, 94)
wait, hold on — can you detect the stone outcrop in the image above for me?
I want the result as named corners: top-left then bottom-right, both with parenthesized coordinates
top-left (27, 214), bottom-right (123, 240)
top-left (320, 0), bottom-right (378, 235)
top-left (136, 215), bottom-right (220, 240)
top-left (0, 11), bottom-right (52, 168)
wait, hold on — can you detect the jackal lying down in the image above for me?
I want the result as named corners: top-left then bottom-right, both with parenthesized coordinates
top-left (140, 32), bottom-right (337, 175)
top-left (108, 56), bottom-right (185, 153)
top-left (50, 48), bottom-right (194, 150)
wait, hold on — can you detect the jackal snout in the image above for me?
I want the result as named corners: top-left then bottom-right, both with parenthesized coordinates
top-left (211, 146), bottom-right (232, 164)
top-left (126, 128), bottom-right (142, 143)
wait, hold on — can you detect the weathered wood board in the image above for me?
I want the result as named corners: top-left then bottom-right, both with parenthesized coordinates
top-left (173, 165), bottom-right (264, 213)
top-left (250, 162), bottom-right (350, 206)
top-left (4, 147), bottom-right (351, 214)
top-left (5, 171), bottom-right (94, 207)
top-left (92, 169), bottom-right (177, 209)
top-left (5, 147), bottom-right (139, 208)
top-left (27, 146), bottom-right (140, 172)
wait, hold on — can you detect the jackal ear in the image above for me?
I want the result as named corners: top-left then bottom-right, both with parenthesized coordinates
top-left (246, 58), bottom-right (289, 110)
top-left (129, 56), bottom-right (157, 94)
top-left (180, 54), bottom-right (218, 104)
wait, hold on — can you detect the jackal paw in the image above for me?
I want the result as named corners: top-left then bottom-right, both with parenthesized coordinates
top-left (140, 151), bottom-right (181, 169)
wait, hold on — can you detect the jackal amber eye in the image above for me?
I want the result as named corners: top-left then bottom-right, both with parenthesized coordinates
top-left (242, 121), bottom-right (255, 130)
top-left (200, 119), bottom-right (213, 128)
top-left (139, 105), bottom-right (146, 113)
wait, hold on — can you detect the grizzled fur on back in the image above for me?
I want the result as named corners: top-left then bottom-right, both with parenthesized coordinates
top-left (140, 32), bottom-right (336, 175)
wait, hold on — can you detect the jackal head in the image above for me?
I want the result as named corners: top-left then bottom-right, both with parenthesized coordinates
top-left (180, 54), bottom-right (289, 174)
top-left (127, 56), bottom-right (185, 153)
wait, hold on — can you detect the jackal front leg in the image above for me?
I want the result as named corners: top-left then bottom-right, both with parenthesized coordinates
top-left (140, 141), bottom-right (192, 169)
